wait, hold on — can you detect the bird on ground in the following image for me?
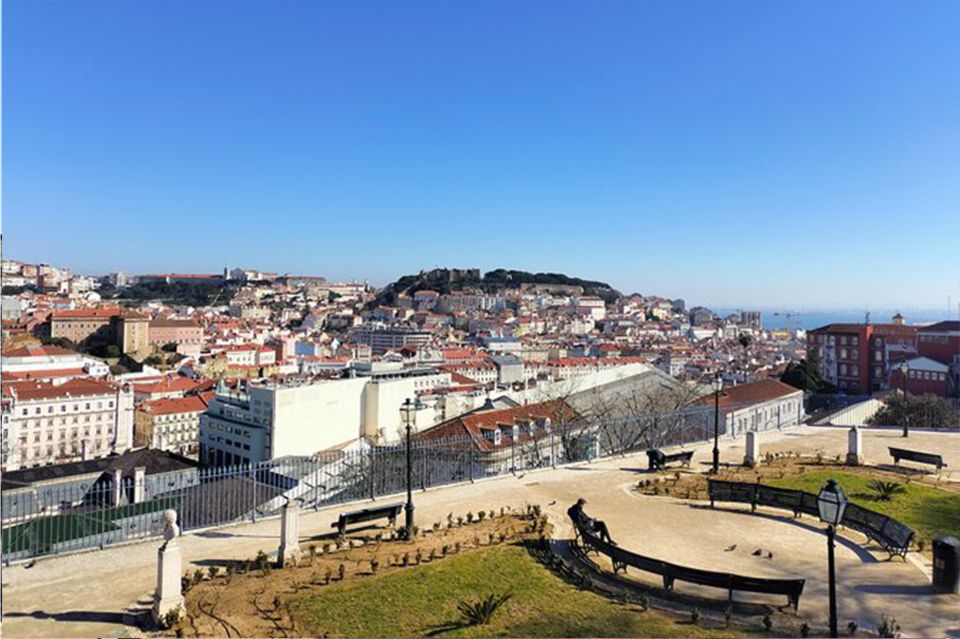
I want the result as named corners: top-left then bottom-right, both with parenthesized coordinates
top-left (752, 548), bottom-right (763, 556)
top-left (724, 544), bottom-right (737, 552)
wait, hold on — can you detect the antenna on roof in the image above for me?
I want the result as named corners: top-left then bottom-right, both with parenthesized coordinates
top-left (864, 310), bottom-right (870, 326)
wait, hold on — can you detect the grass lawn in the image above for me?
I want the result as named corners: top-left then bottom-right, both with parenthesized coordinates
top-left (291, 544), bottom-right (754, 638)
top-left (767, 470), bottom-right (960, 543)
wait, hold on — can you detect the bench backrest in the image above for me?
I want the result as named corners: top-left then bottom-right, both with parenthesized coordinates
top-left (571, 512), bottom-right (804, 598)
top-left (710, 480), bottom-right (915, 550)
top-left (889, 447), bottom-right (943, 465)
top-left (341, 503), bottom-right (402, 524)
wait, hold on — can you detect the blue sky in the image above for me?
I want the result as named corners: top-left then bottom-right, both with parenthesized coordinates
top-left (4, 1), bottom-right (959, 309)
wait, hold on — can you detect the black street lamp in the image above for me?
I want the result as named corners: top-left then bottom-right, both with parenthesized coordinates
top-left (400, 397), bottom-right (420, 538)
top-left (817, 479), bottom-right (849, 639)
top-left (712, 374), bottom-right (723, 474)
top-left (898, 360), bottom-right (910, 437)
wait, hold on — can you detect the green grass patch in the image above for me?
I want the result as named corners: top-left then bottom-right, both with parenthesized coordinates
top-left (767, 470), bottom-right (960, 543)
top-left (291, 544), bottom-right (751, 638)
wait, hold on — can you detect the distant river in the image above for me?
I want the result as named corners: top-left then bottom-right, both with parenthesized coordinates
top-left (712, 309), bottom-right (954, 332)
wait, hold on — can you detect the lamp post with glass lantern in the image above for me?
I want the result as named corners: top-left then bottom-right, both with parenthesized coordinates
top-left (712, 374), bottom-right (723, 474)
top-left (400, 397), bottom-right (421, 538)
top-left (817, 479), bottom-right (848, 639)
top-left (898, 360), bottom-right (910, 437)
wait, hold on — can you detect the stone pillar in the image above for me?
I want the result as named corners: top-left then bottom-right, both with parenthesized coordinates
top-left (278, 501), bottom-right (301, 567)
top-left (133, 466), bottom-right (146, 503)
top-left (846, 426), bottom-right (863, 465)
top-left (153, 510), bottom-right (183, 626)
top-left (111, 468), bottom-right (123, 506)
top-left (744, 431), bottom-right (759, 468)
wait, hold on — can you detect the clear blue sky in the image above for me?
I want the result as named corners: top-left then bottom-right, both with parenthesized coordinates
top-left (4, 1), bottom-right (959, 309)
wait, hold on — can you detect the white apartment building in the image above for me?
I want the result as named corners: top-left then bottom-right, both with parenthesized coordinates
top-left (1, 378), bottom-right (135, 471)
top-left (199, 377), bottom-right (368, 466)
top-left (708, 379), bottom-right (806, 438)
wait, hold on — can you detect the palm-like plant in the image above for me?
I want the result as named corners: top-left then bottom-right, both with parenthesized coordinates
top-left (867, 480), bottom-right (906, 501)
top-left (458, 593), bottom-right (512, 626)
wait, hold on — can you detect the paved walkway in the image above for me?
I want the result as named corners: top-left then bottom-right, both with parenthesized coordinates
top-left (2, 425), bottom-right (958, 638)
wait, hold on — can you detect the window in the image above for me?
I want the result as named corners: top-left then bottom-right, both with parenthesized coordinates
top-left (840, 364), bottom-right (848, 375)
top-left (851, 336), bottom-right (858, 346)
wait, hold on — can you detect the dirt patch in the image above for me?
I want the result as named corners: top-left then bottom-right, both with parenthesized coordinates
top-left (169, 507), bottom-right (547, 638)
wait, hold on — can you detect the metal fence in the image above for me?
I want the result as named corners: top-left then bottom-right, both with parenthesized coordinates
top-left (1, 397), bottom-right (803, 563)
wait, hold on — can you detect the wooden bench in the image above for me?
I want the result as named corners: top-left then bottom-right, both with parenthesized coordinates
top-left (646, 448), bottom-right (694, 471)
top-left (570, 512), bottom-right (804, 611)
top-left (888, 447), bottom-right (947, 472)
top-left (708, 480), bottom-right (915, 559)
top-left (331, 503), bottom-right (403, 536)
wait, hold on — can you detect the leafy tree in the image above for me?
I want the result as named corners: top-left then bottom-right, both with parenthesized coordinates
top-left (868, 393), bottom-right (960, 430)
top-left (780, 351), bottom-right (835, 393)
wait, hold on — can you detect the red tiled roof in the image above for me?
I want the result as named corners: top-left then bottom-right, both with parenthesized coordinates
top-left (2, 344), bottom-right (78, 358)
top-left (132, 376), bottom-right (202, 395)
top-left (697, 379), bottom-right (802, 408)
top-left (416, 400), bottom-right (578, 452)
top-left (139, 394), bottom-right (208, 416)
top-left (2, 377), bottom-right (119, 401)
top-left (50, 307), bottom-right (122, 320)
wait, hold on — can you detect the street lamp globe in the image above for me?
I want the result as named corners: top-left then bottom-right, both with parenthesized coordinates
top-left (400, 397), bottom-right (415, 426)
top-left (817, 479), bottom-right (848, 527)
top-left (713, 375), bottom-right (723, 393)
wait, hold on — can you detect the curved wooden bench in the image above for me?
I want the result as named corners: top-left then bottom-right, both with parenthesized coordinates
top-left (570, 513), bottom-right (805, 611)
top-left (707, 480), bottom-right (914, 559)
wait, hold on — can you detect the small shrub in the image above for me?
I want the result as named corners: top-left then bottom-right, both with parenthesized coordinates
top-left (847, 620), bottom-right (859, 636)
top-left (432, 522), bottom-right (441, 532)
top-left (473, 535), bottom-right (480, 547)
top-left (207, 566), bottom-right (219, 580)
top-left (411, 525), bottom-right (420, 538)
top-left (441, 544), bottom-right (449, 557)
top-left (638, 593), bottom-right (649, 611)
top-left (868, 480), bottom-right (906, 502)
top-left (308, 544), bottom-right (317, 558)
top-left (724, 605), bottom-right (733, 627)
top-left (180, 576), bottom-right (192, 593)
top-left (500, 506), bottom-right (507, 517)
top-left (457, 516), bottom-right (464, 527)
top-left (477, 510), bottom-right (486, 522)
top-left (402, 552), bottom-right (410, 566)
top-left (916, 539), bottom-right (926, 552)
top-left (458, 593), bottom-right (512, 626)
top-left (370, 557), bottom-right (380, 574)
top-left (800, 622), bottom-right (810, 637)
top-left (454, 542), bottom-right (462, 554)
top-left (690, 607), bottom-right (701, 624)
top-left (415, 548), bottom-right (423, 565)
top-left (323, 542), bottom-right (333, 554)
top-left (429, 548), bottom-right (437, 561)
top-left (337, 563), bottom-right (346, 581)
top-left (762, 613), bottom-right (772, 631)
top-left (466, 512), bottom-right (474, 524)
top-left (488, 532), bottom-right (496, 545)
top-left (877, 615), bottom-right (900, 638)
top-left (159, 606), bottom-right (181, 630)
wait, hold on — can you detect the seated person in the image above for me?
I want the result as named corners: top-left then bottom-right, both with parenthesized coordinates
top-left (567, 497), bottom-right (615, 544)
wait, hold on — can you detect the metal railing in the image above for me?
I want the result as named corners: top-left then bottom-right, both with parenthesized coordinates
top-left (1, 398), bottom-right (802, 563)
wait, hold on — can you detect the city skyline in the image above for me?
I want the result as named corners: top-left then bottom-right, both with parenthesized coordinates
top-left (5, 1), bottom-right (960, 308)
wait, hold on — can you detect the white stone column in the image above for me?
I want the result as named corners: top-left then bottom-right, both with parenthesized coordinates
top-left (846, 426), bottom-right (863, 466)
top-left (278, 501), bottom-right (301, 567)
top-left (744, 431), bottom-right (759, 468)
top-left (111, 468), bottom-right (123, 506)
top-left (153, 510), bottom-right (183, 626)
top-left (133, 466), bottom-right (146, 503)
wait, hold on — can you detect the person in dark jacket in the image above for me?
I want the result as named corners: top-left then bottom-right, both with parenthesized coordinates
top-left (567, 497), bottom-right (614, 544)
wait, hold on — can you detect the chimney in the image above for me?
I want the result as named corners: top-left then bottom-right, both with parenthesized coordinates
top-left (133, 466), bottom-right (146, 503)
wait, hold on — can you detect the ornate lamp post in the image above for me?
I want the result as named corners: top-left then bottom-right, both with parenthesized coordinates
top-left (712, 374), bottom-right (723, 474)
top-left (400, 397), bottom-right (421, 538)
top-left (817, 479), bottom-right (849, 639)
top-left (898, 360), bottom-right (910, 437)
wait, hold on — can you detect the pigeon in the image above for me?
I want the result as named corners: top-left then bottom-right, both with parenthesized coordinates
top-left (752, 548), bottom-right (763, 556)
top-left (548, 500), bottom-right (557, 506)
top-left (724, 544), bottom-right (737, 552)
top-left (766, 551), bottom-right (775, 560)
